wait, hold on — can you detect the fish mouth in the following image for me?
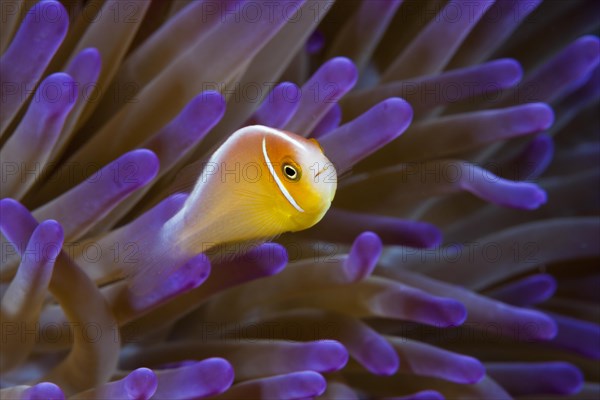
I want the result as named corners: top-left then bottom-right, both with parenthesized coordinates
top-left (313, 166), bottom-right (337, 205)
top-left (313, 163), bottom-right (336, 182)
top-left (314, 164), bottom-right (333, 179)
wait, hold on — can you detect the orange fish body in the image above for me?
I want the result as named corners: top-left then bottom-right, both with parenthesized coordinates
top-left (163, 125), bottom-right (337, 253)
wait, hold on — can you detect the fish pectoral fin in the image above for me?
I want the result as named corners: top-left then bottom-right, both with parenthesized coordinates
top-left (231, 204), bottom-right (289, 243)
top-left (181, 189), bottom-right (290, 252)
top-left (226, 188), bottom-right (292, 240)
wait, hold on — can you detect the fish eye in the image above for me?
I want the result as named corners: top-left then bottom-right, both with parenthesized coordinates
top-left (282, 163), bottom-right (301, 181)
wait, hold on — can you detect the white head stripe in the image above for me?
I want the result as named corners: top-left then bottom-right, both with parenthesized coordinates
top-left (262, 137), bottom-right (304, 213)
top-left (250, 125), bottom-right (303, 147)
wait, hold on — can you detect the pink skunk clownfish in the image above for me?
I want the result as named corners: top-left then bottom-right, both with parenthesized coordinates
top-left (166, 125), bottom-right (338, 248)
top-left (126, 125), bottom-right (337, 293)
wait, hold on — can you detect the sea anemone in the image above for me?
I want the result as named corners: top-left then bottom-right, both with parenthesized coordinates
top-left (1, 0), bottom-right (599, 398)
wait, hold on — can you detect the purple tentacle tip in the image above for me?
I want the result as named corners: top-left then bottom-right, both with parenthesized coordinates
top-left (572, 36), bottom-right (600, 81)
top-left (495, 58), bottom-right (524, 87)
top-left (0, 198), bottom-right (37, 247)
top-left (22, 382), bottom-right (65, 400)
top-left (391, 390), bottom-right (445, 400)
top-left (344, 231), bottom-right (382, 282)
top-left (423, 297), bottom-right (468, 327)
top-left (452, 354), bottom-right (486, 384)
top-left (415, 223), bottom-right (443, 248)
top-left (512, 134), bottom-right (554, 180)
top-left (285, 57), bottom-right (357, 134)
top-left (488, 273), bottom-right (557, 306)
top-left (464, 169), bottom-right (548, 210)
top-left (488, 361), bottom-right (583, 396)
top-left (128, 253), bottom-right (211, 314)
top-left (362, 336), bottom-right (401, 376)
top-left (306, 30), bottom-right (325, 54)
top-left (282, 371), bottom-right (327, 398)
top-left (241, 242), bottom-right (289, 276)
top-left (516, 103), bottom-right (555, 132)
top-left (301, 340), bottom-right (349, 372)
top-left (113, 149), bottom-right (162, 200)
top-left (33, 219), bottom-right (64, 260)
top-left (154, 253), bottom-right (212, 300)
top-left (124, 368), bottom-right (158, 400)
top-left (321, 97), bottom-right (413, 173)
top-left (196, 90), bottom-right (227, 121)
top-left (544, 363), bottom-right (584, 395)
top-left (522, 309), bottom-right (558, 341)
top-left (220, 370), bottom-right (327, 399)
top-left (66, 47), bottom-right (102, 86)
top-left (324, 56), bottom-right (358, 88)
top-left (379, 287), bottom-right (467, 328)
top-left (390, 220), bottom-right (442, 249)
top-left (550, 313), bottom-right (600, 359)
top-left (175, 253), bottom-right (212, 291)
top-left (153, 357), bottom-right (234, 399)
